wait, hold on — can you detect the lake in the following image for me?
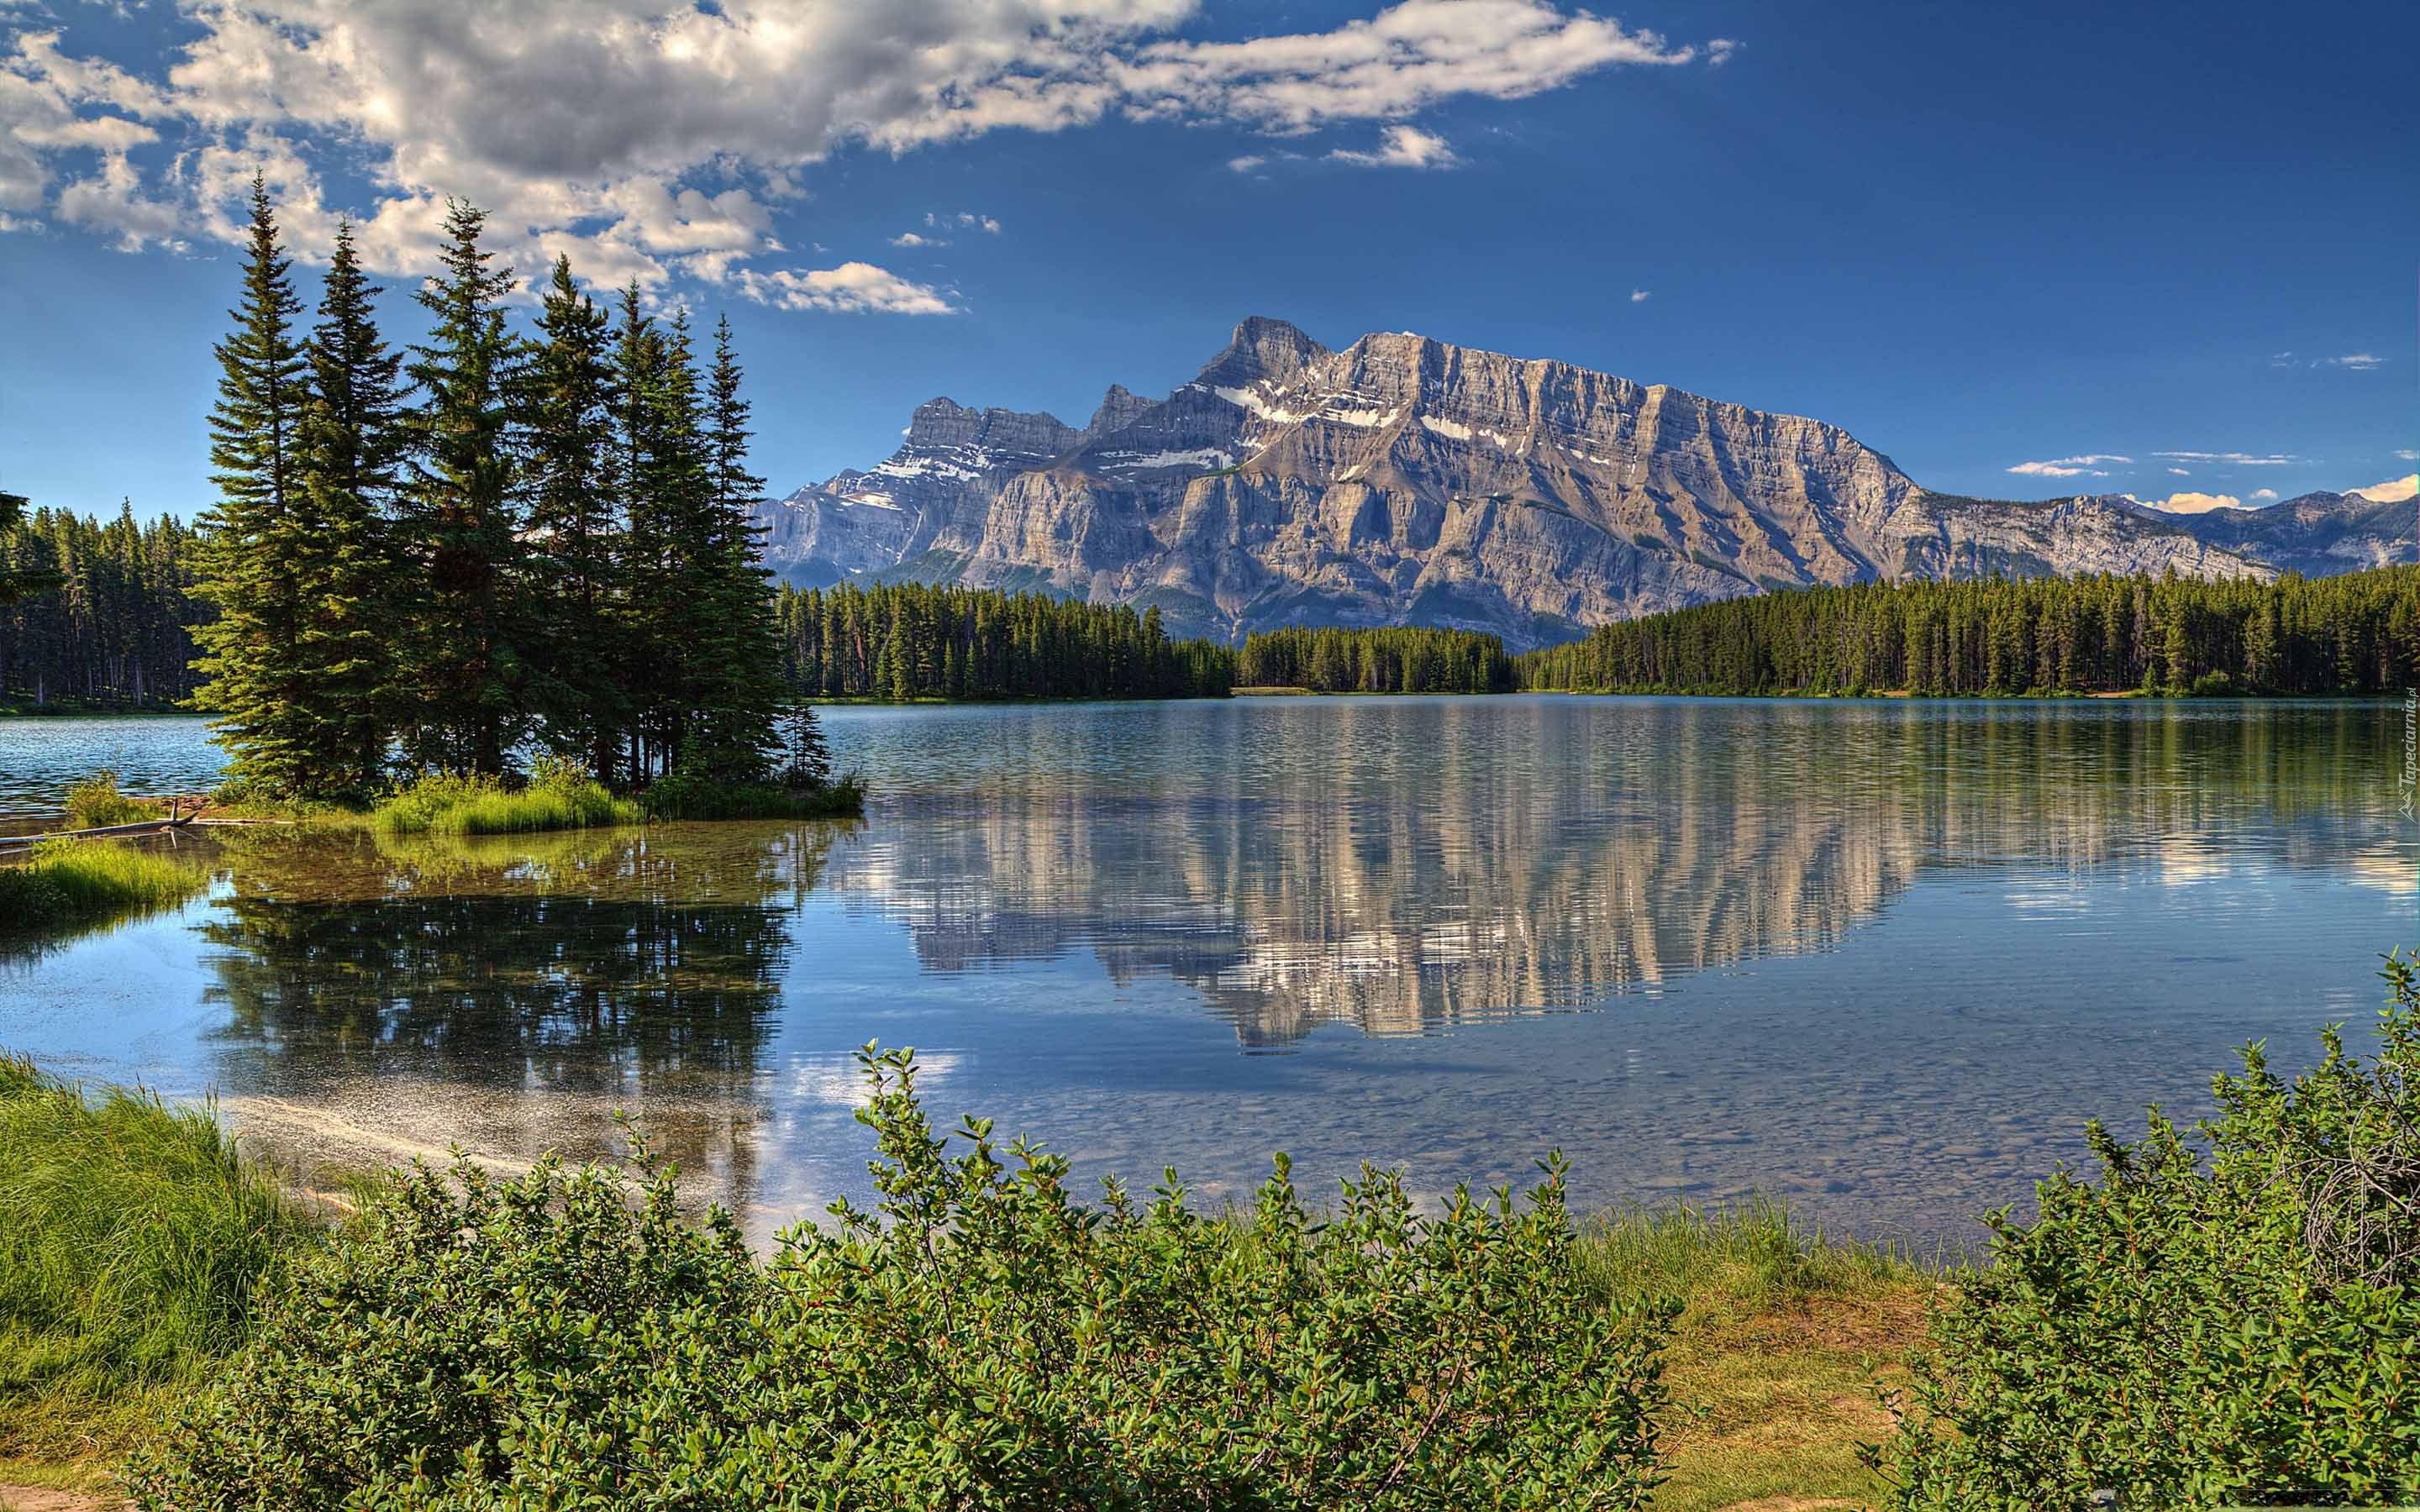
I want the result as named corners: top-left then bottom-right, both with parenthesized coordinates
top-left (1, 696), bottom-right (2412, 1246)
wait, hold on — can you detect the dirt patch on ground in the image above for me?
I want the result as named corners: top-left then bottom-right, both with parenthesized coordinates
top-left (0, 1488), bottom-right (120, 1512)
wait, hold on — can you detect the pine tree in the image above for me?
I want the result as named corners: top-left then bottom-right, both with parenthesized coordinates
top-left (189, 175), bottom-right (313, 794)
top-left (0, 489), bottom-right (62, 606)
top-left (283, 217), bottom-right (406, 798)
top-left (691, 314), bottom-right (782, 780)
top-left (397, 201), bottom-right (529, 774)
top-left (779, 701), bottom-right (834, 790)
top-left (520, 255), bottom-right (628, 782)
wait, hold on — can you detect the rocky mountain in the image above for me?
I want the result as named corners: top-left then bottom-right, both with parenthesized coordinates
top-left (756, 318), bottom-right (2415, 648)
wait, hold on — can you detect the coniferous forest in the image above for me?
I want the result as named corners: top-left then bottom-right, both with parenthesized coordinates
top-left (169, 179), bottom-right (786, 801)
top-left (1514, 566), bottom-right (2420, 697)
top-left (775, 582), bottom-right (1232, 700)
top-left (1235, 626), bottom-right (1513, 694)
top-left (0, 503), bottom-right (203, 708)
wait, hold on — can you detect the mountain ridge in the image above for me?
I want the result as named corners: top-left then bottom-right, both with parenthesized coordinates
top-left (755, 318), bottom-right (2413, 648)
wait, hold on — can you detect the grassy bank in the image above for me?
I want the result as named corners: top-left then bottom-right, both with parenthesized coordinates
top-left (0, 841), bottom-right (203, 937)
top-left (371, 770), bottom-right (640, 837)
top-left (0, 1060), bottom-right (323, 1485)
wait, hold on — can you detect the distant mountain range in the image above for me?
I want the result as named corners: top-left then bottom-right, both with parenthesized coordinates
top-left (753, 318), bottom-right (2416, 651)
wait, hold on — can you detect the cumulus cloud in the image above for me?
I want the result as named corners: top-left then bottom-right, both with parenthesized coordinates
top-left (1226, 153), bottom-right (1266, 172)
top-left (1629, 288), bottom-right (1649, 302)
top-left (889, 231), bottom-right (939, 248)
top-left (2008, 454), bottom-right (2132, 479)
top-left (1, 0), bottom-right (1713, 300)
top-left (2348, 475), bottom-right (2417, 503)
top-left (2135, 491), bottom-right (2244, 514)
top-left (2250, 488), bottom-right (2277, 501)
top-left (1327, 123), bottom-right (1460, 168)
top-left (2153, 450), bottom-right (2298, 467)
top-left (718, 260), bottom-right (957, 315)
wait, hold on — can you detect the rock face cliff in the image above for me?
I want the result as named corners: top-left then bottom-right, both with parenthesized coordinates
top-left (758, 318), bottom-right (2413, 648)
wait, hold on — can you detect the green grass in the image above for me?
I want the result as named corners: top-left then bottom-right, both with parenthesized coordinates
top-left (371, 772), bottom-right (640, 837)
top-left (63, 769), bottom-right (160, 830)
top-left (0, 1058), bottom-right (325, 1479)
top-left (1574, 1200), bottom-right (1940, 1512)
top-left (0, 839), bottom-right (206, 935)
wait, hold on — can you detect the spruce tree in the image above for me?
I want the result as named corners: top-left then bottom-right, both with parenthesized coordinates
top-left (520, 255), bottom-right (627, 781)
top-left (612, 286), bottom-right (687, 780)
top-left (397, 202), bottom-right (529, 774)
top-left (692, 314), bottom-right (782, 780)
top-left (779, 701), bottom-right (834, 790)
top-left (189, 175), bottom-right (313, 794)
top-left (283, 217), bottom-right (406, 798)
top-left (0, 489), bottom-right (62, 606)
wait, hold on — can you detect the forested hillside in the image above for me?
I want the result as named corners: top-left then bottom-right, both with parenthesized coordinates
top-left (1236, 627), bottom-right (1512, 693)
top-left (1515, 566), bottom-right (2420, 696)
top-left (775, 581), bottom-right (1232, 700)
top-left (0, 504), bottom-right (203, 709)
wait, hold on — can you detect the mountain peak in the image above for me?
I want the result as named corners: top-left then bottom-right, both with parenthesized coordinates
top-left (1197, 315), bottom-right (1328, 389)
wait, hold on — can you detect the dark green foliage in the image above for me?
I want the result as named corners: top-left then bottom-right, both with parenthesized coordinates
top-left (284, 218), bottom-right (406, 801)
top-left (776, 583), bottom-right (1234, 701)
top-left (1238, 626), bottom-right (1513, 693)
top-left (0, 487), bottom-right (65, 608)
top-left (638, 769), bottom-right (865, 821)
top-left (0, 502), bottom-right (203, 707)
top-left (1518, 566), bottom-right (2420, 696)
top-left (0, 1058), bottom-right (318, 1462)
top-left (518, 255), bottom-right (629, 780)
top-left (778, 700), bottom-right (834, 789)
top-left (129, 1047), bottom-right (1671, 1510)
top-left (63, 768), bottom-right (160, 828)
top-left (188, 175), bottom-right (315, 790)
top-left (395, 201), bottom-right (534, 776)
top-left (1872, 953), bottom-right (2420, 1509)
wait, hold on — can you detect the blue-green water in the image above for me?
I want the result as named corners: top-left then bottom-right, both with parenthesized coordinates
top-left (1, 697), bottom-right (2413, 1243)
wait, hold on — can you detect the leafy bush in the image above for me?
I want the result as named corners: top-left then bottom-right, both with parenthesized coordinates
top-left (63, 768), bottom-right (160, 829)
top-left (129, 1047), bottom-right (1672, 1510)
top-left (0, 1059), bottom-right (321, 1464)
top-left (0, 838), bottom-right (204, 933)
top-left (640, 767), bottom-right (865, 821)
top-left (1872, 953), bottom-right (2420, 1509)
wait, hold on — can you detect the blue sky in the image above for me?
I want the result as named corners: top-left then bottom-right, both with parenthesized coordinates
top-left (2, 0), bottom-right (2412, 520)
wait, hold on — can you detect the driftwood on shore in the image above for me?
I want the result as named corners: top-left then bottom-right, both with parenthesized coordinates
top-left (0, 799), bottom-right (288, 853)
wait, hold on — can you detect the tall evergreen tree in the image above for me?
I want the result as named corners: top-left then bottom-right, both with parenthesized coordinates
top-left (0, 488), bottom-right (62, 606)
top-left (189, 175), bottom-right (314, 794)
top-left (519, 255), bottom-right (628, 781)
top-left (397, 201), bottom-right (529, 774)
top-left (283, 217), bottom-right (407, 798)
top-left (692, 314), bottom-right (782, 780)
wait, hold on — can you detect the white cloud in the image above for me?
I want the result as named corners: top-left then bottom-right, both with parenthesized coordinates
top-left (2348, 475), bottom-right (2417, 503)
top-left (2166, 466), bottom-right (2189, 475)
top-left (2, 0), bottom-right (1712, 298)
top-left (719, 260), bottom-right (956, 315)
top-left (1629, 288), bottom-right (1649, 302)
top-left (2397, 449), bottom-right (2419, 462)
top-left (2249, 488), bottom-right (2277, 501)
top-left (1227, 153), bottom-right (1266, 172)
top-left (889, 230), bottom-right (940, 248)
top-left (1327, 122), bottom-right (1460, 168)
top-left (2321, 353), bottom-right (2385, 370)
top-left (2153, 450), bottom-right (2298, 466)
top-left (2135, 491), bottom-right (2244, 514)
top-left (2008, 454), bottom-right (2132, 478)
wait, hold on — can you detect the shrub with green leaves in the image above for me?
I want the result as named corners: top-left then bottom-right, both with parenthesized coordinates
top-left (371, 760), bottom-right (640, 837)
top-left (1873, 953), bottom-right (2420, 1509)
top-left (63, 768), bottom-right (160, 829)
top-left (639, 766), bottom-right (865, 821)
top-left (129, 1046), bottom-right (1672, 1510)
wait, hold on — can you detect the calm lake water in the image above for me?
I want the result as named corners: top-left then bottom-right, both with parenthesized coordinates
top-left (2, 697), bottom-right (2413, 1245)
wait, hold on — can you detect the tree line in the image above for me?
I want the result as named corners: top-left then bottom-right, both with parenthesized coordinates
top-left (0, 503), bottom-right (204, 708)
top-left (1235, 626), bottom-right (1513, 694)
top-left (185, 178), bottom-right (785, 801)
top-left (776, 581), bottom-right (1232, 701)
top-left (1513, 566), bottom-right (2420, 696)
